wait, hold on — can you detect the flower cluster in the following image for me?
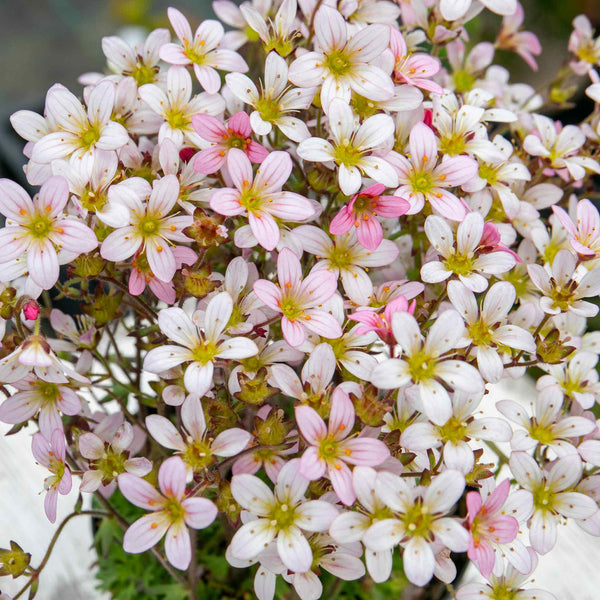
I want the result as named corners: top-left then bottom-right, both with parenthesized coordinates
top-left (3, 3), bottom-right (600, 600)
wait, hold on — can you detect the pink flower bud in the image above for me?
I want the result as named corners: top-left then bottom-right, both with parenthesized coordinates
top-left (23, 300), bottom-right (40, 321)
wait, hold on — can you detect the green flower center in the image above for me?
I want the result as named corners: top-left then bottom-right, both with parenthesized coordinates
top-left (351, 94), bottom-right (379, 119)
top-left (184, 44), bottom-right (206, 66)
top-left (279, 296), bottom-right (304, 321)
top-left (164, 496), bottom-right (186, 523)
top-left (444, 251), bottom-right (474, 276)
top-left (532, 484), bottom-right (554, 512)
top-left (269, 501), bottom-right (297, 530)
top-left (228, 135), bottom-right (248, 150)
top-left (468, 319), bottom-right (494, 347)
top-left (402, 501), bottom-right (433, 539)
top-left (478, 163), bottom-right (499, 186)
top-left (239, 188), bottom-right (263, 212)
top-left (97, 448), bottom-right (127, 481)
top-left (490, 585), bottom-right (518, 600)
top-left (80, 124), bottom-right (101, 151)
top-left (328, 245), bottom-right (353, 269)
top-left (318, 435), bottom-right (341, 461)
top-left (29, 216), bottom-right (53, 239)
top-left (130, 62), bottom-right (158, 86)
top-left (192, 340), bottom-right (219, 364)
top-left (325, 50), bottom-right (353, 76)
top-left (549, 282), bottom-right (577, 311)
top-left (38, 381), bottom-right (60, 404)
top-left (182, 439), bottom-right (214, 472)
top-left (333, 142), bottom-right (362, 167)
top-left (439, 133), bottom-right (467, 157)
top-left (80, 188), bottom-right (108, 213)
top-left (437, 417), bottom-right (468, 444)
top-left (410, 171), bottom-right (433, 194)
top-left (255, 97), bottom-right (282, 124)
top-left (407, 349), bottom-right (437, 383)
top-left (139, 216), bottom-right (161, 236)
top-left (165, 109), bottom-right (190, 130)
top-left (529, 423), bottom-right (556, 446)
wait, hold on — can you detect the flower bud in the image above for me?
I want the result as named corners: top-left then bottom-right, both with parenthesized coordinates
top-left (0, 541), bottom-right (31, 578)
top-left (22, 299), bottom-right (40, 321)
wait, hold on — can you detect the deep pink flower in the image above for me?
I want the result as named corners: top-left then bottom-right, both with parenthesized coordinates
top-left (32, 429), bottom-right (72, 523)
top-left (389, 28), bottom-right (443, 94)
top-left (295, 388), bottom-right (390, 505)
top-left (0, 176), bottom-right (98, 290)
top-left (329, 184), bottom-right (410, 250)
top-left (192, 112), bottom-right (268, 174)
top-left (253, 248), bottom-right (342, 347)
top-left (210, 149), bottom-right (315, 251)
top-left (119, 456), bottom-right (217, 570)
top-left (348, 295), bottom-right (415, 346)
top-left (466, 479), bottom-right (519, 577)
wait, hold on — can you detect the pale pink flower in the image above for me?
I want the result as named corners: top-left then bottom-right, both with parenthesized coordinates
top-left (129, 246), bottom-right (197, 305)
top-left (79, 422), bottom-right (152, 493)
top-left (228, 459), bottom-right (339, 572)
top-left (292, 225), bottom-right (399, 305)
top-left (0, 375), bottom-right (81, 437)
top-left (466, 479), bottom-right (519, 577)
top-left (119, 456), bottom-right (218, 570)
top-left (295, 388), bottom-right (389, 505)
top-left (527, 249), bottom-right (600, 317)
top-left (509, 452), bottom-right (597, 554)
top-left (32, 429), bottom-right (72, 523)
top-left (100, 175), bottom-right (192, 283)
top-left (0, 176), bottom-right (98, 289)
top-left (552, 198), bottom-right (600, 258)
top-left (348, 295), bottom-right (415, 346)
top-left (370, 309), bottom-right (485, 425)
top-left (390, 122), bottom-right (478, 220)
top-left (422, 213), bottom-right (517, 293)
top-left (497, 385), bottom-right (595, 456)
top-left (253, 248), bottom-right (342, 347)
top-left (0, 334), bottom-right (89, 385)
top-left (363, 469), bottom-right (469, 587)
top-left (389, 28), bottom-right (443, 94)
top-left (226, 52), bottom-right (316, 142)
top-left (29, 82), bottom-right (129, 170)
top-left (146, 394), bottom-right (252, 473)
top-left (568, 15), bottom-right (600, 76)
top-left (139, 66), bottom-right (225, 148)
top-left (143, 293), bottom-right (259, 395)
top-left (192, 112), bottom-right (268, 174)
top-left (159, 7), bottom-right (248, 93)
top-left (210, 149), bottom-right (315, 251)
top-left (288, 6), bottom-right (394, 110)
top-left (496, 2), bottom-right (542, 70)
top-left (329, 183), bottom-right (410, 251)
top-left (447, 280), bottom-right (536, 382)
top-left (297, 99), bottom-right (398, 196)
top-left (523, 114), bottom-right (600, 181)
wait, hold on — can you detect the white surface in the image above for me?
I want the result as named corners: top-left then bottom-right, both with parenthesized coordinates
top-left (0, 422), bottom-right (108, 600)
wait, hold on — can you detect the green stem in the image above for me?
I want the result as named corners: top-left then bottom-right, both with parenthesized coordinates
top-left (12, 510), bottom-right (110, 600)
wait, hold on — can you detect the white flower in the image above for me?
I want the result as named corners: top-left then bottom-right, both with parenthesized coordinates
top-left (228, 459), bottom-right (339, 572)
top-left (370, 309), bottom-right (485, 425)
top-left (297, 99), bottom-right (397, 195)
top-left (226, 52), bottom-right (316, 142)
top-left (288, 6), bottom-right (394, 111)
top-left (143, 293), bottom-right (259, 396)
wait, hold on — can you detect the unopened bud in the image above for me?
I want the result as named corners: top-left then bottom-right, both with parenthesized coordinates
top-left (23, 299), bottom-right (40, 321)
